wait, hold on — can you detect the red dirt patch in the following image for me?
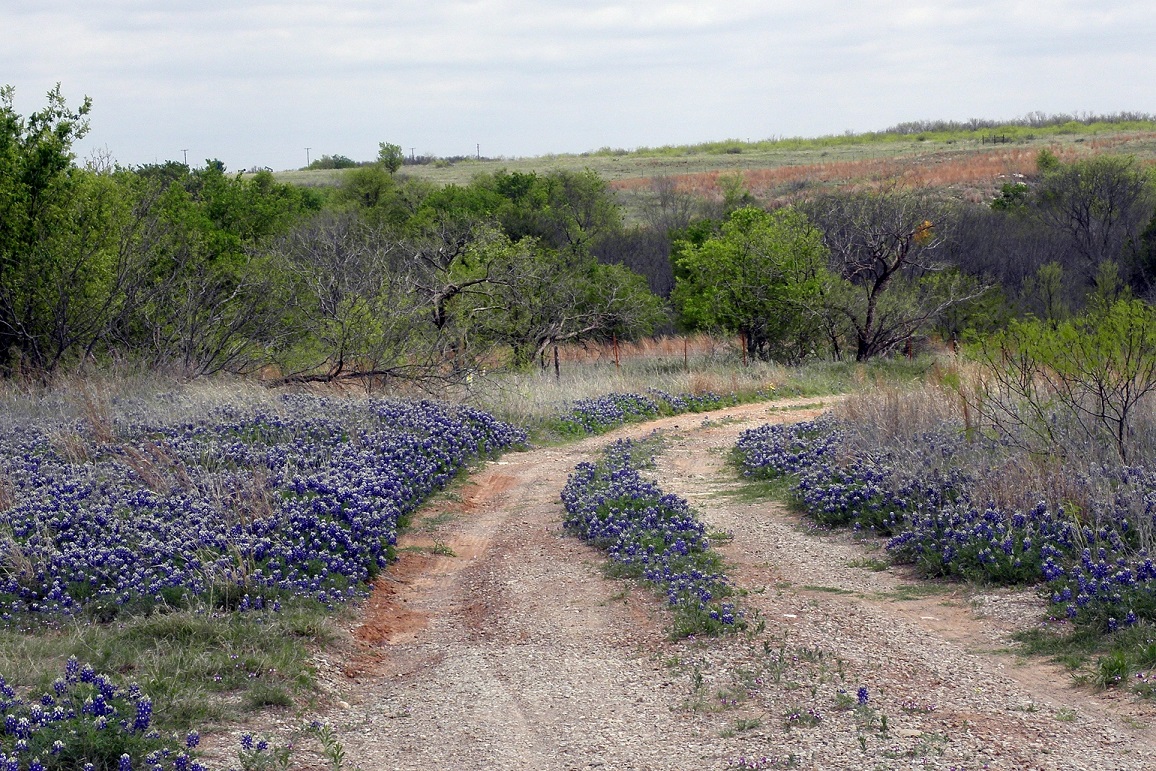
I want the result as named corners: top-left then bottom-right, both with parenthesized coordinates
top-left (353, 555), bottom-right (432, 646)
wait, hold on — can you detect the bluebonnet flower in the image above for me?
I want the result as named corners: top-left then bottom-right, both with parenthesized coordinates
top-left (561, 439), bottom-right (742, 634)
top-left (0, 397), bottom-right (524, 622)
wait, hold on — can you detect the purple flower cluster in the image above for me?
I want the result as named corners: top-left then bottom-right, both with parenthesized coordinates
top-left (886, 500), bottom-right (1081, 584)
top-left (552, 390), bottom-right (740, 436)
top-left (560, 439), bottom-right (741, 634)
top-left (888, 472), bottom-right (1156, 626)
top-left (0, 396), bottom-right (525, 621)
top-left (737, 418), bottom-right (967, 535)
top-left (734, 416), bottom-right (842, 478)
top-left (0, 657), bottom-right (204, 770)
top-left (644, 388), bottom-right (739, 415)
top-left (554, 393), bottom-right (661, 434)
top-left (736, 416), bottom-right (1156, 630)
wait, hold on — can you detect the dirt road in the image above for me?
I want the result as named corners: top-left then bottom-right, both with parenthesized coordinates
top-left (315, 398), bottom-right (1156, 770)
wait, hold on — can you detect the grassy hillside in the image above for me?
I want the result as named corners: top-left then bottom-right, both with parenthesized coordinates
top-left (272, 118), bottom-right (1156, 225)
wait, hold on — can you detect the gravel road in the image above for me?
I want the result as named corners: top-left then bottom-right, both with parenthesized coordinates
top-left (276, 398), bottom-right (1156, 769)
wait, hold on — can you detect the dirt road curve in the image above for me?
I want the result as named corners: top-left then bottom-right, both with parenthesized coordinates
top-left (315, 398), bottom-right (1156, 770)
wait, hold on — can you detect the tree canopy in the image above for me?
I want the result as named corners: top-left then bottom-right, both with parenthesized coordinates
top-left (673, 206), bottom-right (829, 363)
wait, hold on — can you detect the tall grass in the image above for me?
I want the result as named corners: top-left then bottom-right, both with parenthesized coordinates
top-left (0, 366), bottom-right (280, 437)
top-left (453, 342), bottom-right (937, 433)
top-left (833, 366), bottom-right (1156, 513)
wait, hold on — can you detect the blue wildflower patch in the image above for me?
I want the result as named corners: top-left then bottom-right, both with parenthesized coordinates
top-left (561, 438), bottom-right (743, 636)
top-left (0, 395), bottom-right (525, 623)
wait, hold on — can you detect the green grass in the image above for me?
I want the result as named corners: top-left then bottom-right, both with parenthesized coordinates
top-left (875, 583), bottom-right (955, 601)
top-left (271, 120), bottom-right (1156, 187)
top-left (0, 601), bottom-right (342, 734)
top-left (723, 463), bottom-right (799, 503)
top-left (414, 510), bottom-right (459, 532)
top-left (801, 585), bottom-right (857, 596)
top-left (1014, 621), bottom-right (1156, 693)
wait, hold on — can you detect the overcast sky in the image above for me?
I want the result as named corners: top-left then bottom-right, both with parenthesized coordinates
top-left (3, 1), bottom-right (1153, 172)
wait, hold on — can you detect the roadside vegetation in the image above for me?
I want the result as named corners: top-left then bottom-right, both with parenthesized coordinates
top-left (733, 299), bottom-right (1156, 692)
top-left (561, 437), bottom-right (744, 638)
top-left (2, 82), bottom-right (1156, 766)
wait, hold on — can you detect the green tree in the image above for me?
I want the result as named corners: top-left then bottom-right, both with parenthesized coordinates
top-left (0, 83), bottom-right (92, 374)
top-left (113, 160), bottom-right (321, 375)
top-left (456, 235), bottom-right (665, 368)
top-left (306, 154), bottom-right (357, 170)
top-left (672, 206), bottom-right (830, 363)
top-left (991, 182), bottom-right (1030, 212)
top-left (472, 169), bottom-right (623, 253)
top-left (377, 142), bottom-right (404, 175)
top-left (1021, 261), bottom-right (1069, 324)
top-left (971, 298), bottom-right (1156, 463)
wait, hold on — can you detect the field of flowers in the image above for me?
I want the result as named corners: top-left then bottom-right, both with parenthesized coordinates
top-left (733, 409), bottom-right (1156, 640)
top-left (0, 395), bottom-right (525, 622)
top-left (561, 438), bottom-right (742, 636)
top-left (0, 393), bottom-right (530, 768)
top-left (0, 380), bottom-right (764, 768)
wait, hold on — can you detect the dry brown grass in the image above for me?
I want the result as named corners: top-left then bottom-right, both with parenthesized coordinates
top-left (555, 333), bottom-right (730, 365)
top-left (457, 342), bottom-right (786, 427)
top-left (48, 429), bottom-right (92, 464)
top-left (611, 145), bottom-right (1099, 204)
top-left (970, 453), bottom-right (1100, 516)
top-left (119, 442), bottom-right (193, 496)
top-left (208, 471), bottom-right (277, 529)
top-left (0, 473), bottom-right (12, 514)
top-left (80, 385), bottom-right (116, 444)
top-left (0, 527), bottom-right (37, 584)
top-left (837, 383), bottom-right (962, 444)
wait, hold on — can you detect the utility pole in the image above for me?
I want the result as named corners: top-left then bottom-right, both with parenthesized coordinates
top-left (181, 149), bottom-right (188, 165)
top-left (305, 147), bottom-right (311, 166)
top-left (476, 143), bottom-right (480, 160)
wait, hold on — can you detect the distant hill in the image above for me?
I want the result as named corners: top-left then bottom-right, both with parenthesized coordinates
top-left (274, 113), bottom-right (1156, 213)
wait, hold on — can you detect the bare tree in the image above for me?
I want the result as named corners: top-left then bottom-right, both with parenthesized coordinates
top-left (1035, 155), bottom-right (1155, 284)
top-left (264, 211), bottom-right (441, 384)
top-left (638, 175), bottom-right (697, 235)
top-left (804, 190), bottom-right (986, 360)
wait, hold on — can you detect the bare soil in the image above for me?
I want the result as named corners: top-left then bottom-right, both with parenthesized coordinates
top-left (250, 398), bottom-right (1156, 769)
